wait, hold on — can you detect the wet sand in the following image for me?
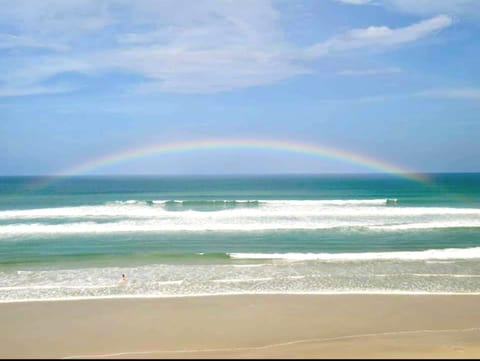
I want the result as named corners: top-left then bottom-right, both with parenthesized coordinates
top-left (1, 294), bottom-right (480, 359)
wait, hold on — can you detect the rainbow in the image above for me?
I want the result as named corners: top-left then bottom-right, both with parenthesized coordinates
top-left (34, 138), bottom-right (430, 188)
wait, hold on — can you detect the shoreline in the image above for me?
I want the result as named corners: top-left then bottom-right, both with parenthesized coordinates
top-left (3, 290), bottom-right (480, 304)
top-left (2, 294), bottom-right (480, 358)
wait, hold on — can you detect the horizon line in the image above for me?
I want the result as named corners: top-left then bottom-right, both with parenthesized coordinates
top-left (3, 171), bottom-right (480, 177)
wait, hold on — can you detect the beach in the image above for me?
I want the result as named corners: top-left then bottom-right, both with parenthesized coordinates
top-left (2, 294), bottom-right (480, 359)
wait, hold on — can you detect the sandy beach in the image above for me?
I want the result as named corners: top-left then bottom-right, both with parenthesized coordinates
top-left (1, 294), bottom-right (480, 359)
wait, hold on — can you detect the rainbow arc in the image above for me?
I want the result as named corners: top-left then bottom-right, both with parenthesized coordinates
top-left (33, 138), bottom-right (430, 188)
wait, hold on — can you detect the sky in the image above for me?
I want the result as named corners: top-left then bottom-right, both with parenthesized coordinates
top-left (1, 0), bottom-right (479, 175)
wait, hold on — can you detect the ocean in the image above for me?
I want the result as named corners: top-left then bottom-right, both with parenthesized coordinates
top-left (1, 173), bottom-right (480, 302)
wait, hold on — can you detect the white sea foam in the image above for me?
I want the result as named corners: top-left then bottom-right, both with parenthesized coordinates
top-left (2, 217), bottom-right (480, 235)
top-left (2, 255), bottom-right (480, 302)
top-left (372, 221), bottom-right (480, 230)
top-left (0, 199), bottom-right (479, 236)
top-left (374, 273), bottom-right (480, 278)
top-left (0, 200), bottom-right (479, 221)
top-left (157, 281), bottom-right (183, 285)
top-left (232, 264), bottom-right (266, 268)
top-left (229, 247), bottom-right (480, 261)
top-left (260, 199), bottom-right (396, 206)
top-left (0, 204), bottom-right (169, 219)
top-left (0, 284), bottom-right (117, 291)
top-left (0, 219), bottom-right (479, 235)
top-left (212, 277), bottom-right (274, 284)
top-left (0, 199), bottom-right (390, 219)
top-left (408, 273), bottom-right (480, 278)
top-left (4, 291), bottom-right (480, 304)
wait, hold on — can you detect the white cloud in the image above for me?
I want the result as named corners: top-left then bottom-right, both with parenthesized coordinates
top-left (0, 0), bottom-right (302, 94)
top-left (0, 85), bottom-right (75, 97)
top-left (103, 15), bottom-right (451, 93)
top-left (305, 15), bottom-right (452, 58)
top-left (384, 0), bottom-right (480, 19)
top-left (338, 67), bottom-right (401, 76)
top-left (319, 88), bottom-right (480, 104)
top-left (0, 0), bottom-right (112, 38)
top-left (335, 0), bottom-right (373, 4)
top-left (0, 56), bottom-right (91, 96)
top-left (0, 1), bottom-right (454, 95)
top-left (0, 34), bottom-right (66, 50)
top-left (333, 0), bottom-right (480, 19)
top-left (99, 45), bottom-right (308, 93)
top-left (416, 88), bottom-right (480, 100)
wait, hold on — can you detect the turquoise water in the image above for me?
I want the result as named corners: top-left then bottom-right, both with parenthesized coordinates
top-left (1, 174), bottom-right (480, 301)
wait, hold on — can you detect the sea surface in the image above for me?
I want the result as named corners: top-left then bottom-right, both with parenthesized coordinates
top-left (1, 174), bottom-right (480, 302)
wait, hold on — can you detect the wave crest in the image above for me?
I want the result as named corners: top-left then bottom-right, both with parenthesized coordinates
top-left (229, 247), bottom-right (480, 261)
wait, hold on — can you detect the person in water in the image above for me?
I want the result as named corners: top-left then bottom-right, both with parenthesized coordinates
top-left (121, 273), bottom-right (127, 282)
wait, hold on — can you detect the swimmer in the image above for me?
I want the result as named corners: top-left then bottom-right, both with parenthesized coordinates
top-left (121, 273), bottom-right (127, 282)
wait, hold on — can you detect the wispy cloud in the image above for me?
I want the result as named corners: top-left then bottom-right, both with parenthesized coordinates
top-left (333, 0), bottom-right (480, 19)
top-left (335, 0), bottom-right (373, 5)
top-left (0, 85), bottom-right (75, 97)
top-left (0, 34), bottom-right (66, 51)
top-left (0, 56), bottom-right (91, 97)
top-left (305, 15), bottom-right (452, 58)
top-left (0, 0), bottom-right (112, 39)
top-left (104, 46), bottom-right (309, 93)
top-left (415, 88), bottom-right (480, 100)
top-left (319, 87), bottom-right (480, 104)
top-left (384, 0), bottom-right (480, 19)
top-left (0, 1), bottom-right (454, 96)
top-left (338, 67), bottom-right (401, 76)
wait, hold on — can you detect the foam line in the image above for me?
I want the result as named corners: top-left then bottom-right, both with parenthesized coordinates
top-left (229, 247), bottom-right (480, 261)
top-left (61, 326), bottom-right (480, 359)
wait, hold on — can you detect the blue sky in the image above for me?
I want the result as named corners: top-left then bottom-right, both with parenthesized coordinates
top-left (1, 0), bottom-right (479, 175)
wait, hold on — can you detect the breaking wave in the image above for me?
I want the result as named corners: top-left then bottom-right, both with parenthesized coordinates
top-left (0, 198), bottom-right (479, 235)
top-left (229, 247), bottom-right (480, 261)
